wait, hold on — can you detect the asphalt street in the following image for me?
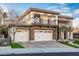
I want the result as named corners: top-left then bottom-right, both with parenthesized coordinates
top-left (1, 52), bottom-right (79, 56)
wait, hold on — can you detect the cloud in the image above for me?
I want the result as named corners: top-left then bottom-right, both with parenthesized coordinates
top-left (72, 9), bottom-right (79, 18)
top-left (47, 3), bottom-right (79, 28)
top-left (61, 13), bottom-right (73, 16)
top-left (48, 3), bottom-right (73, 16)
top-left (74, 9), bottom-right (79, 14)
top-left (73, 18), bottom-right (79, 28)
top-left (0, 4), bottom-right (9, 13)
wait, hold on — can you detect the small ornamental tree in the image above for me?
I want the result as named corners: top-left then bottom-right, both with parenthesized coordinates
top-left (0, 7), bottom-right (8, 38)
top-left (1, 25), bottom-right (9, 38)
top-left (8, 9), bottom-right (19, 43)
top-left (59, 26), bottom-right (73, 40)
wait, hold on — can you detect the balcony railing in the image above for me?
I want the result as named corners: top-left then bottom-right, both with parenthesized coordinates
top-left (32, 18), bottom-right (57, 26)
top-left (49, 20), bottom-right (57, 25)
top-left (41, 19), bottom-right (48, 25)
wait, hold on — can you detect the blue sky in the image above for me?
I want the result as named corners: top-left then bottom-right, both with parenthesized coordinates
top-left (0, 3), bottom-right (79, 17)
top-left (0, 3), bottom-right (79, 27)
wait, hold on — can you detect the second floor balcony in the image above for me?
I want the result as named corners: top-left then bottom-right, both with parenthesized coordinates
top-left (32, 18), bottom-right (58, 26)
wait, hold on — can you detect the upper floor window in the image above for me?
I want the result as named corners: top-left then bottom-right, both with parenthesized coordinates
top-left (33, 14), bottom-right (40, 23)
top-left (34, 14), bottom-right (40, 18)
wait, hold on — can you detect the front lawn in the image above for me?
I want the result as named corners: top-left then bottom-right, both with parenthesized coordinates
top-left (10, 43), bottom-right (24, 48)
top-left (60, 41), bottom-right (79, 48)
top-left (59, 39), bottom-right (79, 48)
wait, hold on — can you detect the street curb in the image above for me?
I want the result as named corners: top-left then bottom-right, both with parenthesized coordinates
top-left (0, 48), bottom-right (79, 55)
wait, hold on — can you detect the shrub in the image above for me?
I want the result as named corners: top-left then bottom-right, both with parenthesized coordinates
top-left (62, 39), bottom-right (69, 44)
top-left (73, 39), bottom-right (79, 45)
top-left (1, 25), bottom-right (9, 38)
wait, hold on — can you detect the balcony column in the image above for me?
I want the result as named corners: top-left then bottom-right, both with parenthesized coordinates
top-left (55, 15), bottom-right (58, 25)
top-left (31, 12), bottom-right (34, 23)
top-left (48, 19), bottom-right (50, 25)
top-left (48, 16), bottom-right (51, 25)
top-left (70, 20), bottom-right (73, 27)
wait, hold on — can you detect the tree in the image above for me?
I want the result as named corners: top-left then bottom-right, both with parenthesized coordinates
top-left (1, 25), bottom-right (9, 38)
top-left (0, 7), bottom-right (8, 38)
top-left (0, 7), bottom-right (7, 26)
top-left (59, 25), bottom-right (73, 40)
top-left (8, 9), bottom-right (19, 43)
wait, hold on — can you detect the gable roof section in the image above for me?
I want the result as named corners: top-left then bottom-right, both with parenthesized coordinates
top-left (19, 7), bottom-right (60, 20)
top-left (29, 8), bottom-right (60, 14)
top-left (18, 7), bottom-right (74, 22)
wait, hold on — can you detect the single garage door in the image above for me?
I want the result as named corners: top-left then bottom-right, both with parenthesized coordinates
top-left (34, 30), bottom-right (53, 41)
top-left (15, 30), bottom-right (29, 42)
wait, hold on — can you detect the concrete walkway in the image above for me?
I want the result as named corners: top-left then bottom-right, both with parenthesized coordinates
top-left (20, 41), bottom-right (73, 48)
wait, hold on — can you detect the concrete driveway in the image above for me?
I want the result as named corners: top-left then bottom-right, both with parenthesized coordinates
top-left (20, 41), bottom-right (73, 48)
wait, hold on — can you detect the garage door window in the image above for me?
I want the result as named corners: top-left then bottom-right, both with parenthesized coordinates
top-left (44, 31), bottom-right (47, 33)
top-left (48, 31), bottom-right (51, 33)
top-left (39, 31), bottom-right (43, 32)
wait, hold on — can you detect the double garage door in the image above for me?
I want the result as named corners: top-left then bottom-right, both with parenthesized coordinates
top-left (34, 30), bottom-right (53, 41)
top-left (15, 29), bottom-right (53, 42)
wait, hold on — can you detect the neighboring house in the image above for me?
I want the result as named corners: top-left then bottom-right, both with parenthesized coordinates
top-left (73, 28), bottom-right (79, 39)
top-left (9, 8), bottom-right (73, 42)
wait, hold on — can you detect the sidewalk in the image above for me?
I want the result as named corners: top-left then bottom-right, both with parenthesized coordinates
top-left (0, 48), bottom-right (79, 55)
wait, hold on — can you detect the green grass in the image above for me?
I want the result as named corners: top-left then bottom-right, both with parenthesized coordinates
top-left (59, 41), bottom-right (79, 48)
top-left (10, 43), bottom-right (24, 48)
top-left (73, 40), bottom-right (79, 45)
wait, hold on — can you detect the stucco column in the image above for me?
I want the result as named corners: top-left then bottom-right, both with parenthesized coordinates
top-left (55, 15), bottom-right (59, 40)
top-left (30, 27), bottom-right (34, 41)
top-left (55, 15), bottom-right (58, 25)
top-left (70, 32), bottom-right (73, 40)
top-left (61, 32), bottom-right (64, 40)
top-left (67, 32), bottom-right (70, 39)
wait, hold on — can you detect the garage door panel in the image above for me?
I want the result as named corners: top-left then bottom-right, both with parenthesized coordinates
top-left (34, 30), bottom-right (53, 41)
top-left (15, 30), bottom-right (29, 42)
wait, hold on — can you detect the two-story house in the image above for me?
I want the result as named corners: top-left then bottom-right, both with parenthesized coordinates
top-left (10, 8), bottom-right (73, 42)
